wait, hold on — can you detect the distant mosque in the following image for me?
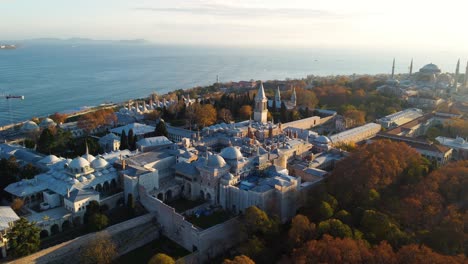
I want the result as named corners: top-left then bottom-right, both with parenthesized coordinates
top-left (378, 58), bottom-right (468, 97)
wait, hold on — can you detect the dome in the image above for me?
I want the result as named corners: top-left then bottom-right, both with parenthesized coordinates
top-left (207, 154), bottom-right (227, 168)
top-left (39, 118), bottom-right (56, 128)
top-left (82, 153), bottom-right (96, 162)
top-left (40, 155), bottom-right (60, 164)
top-left (220, 146), bottom-right (243, 160)
top-left (91, 157), bottom-right (108, 169)
top-left (87, 174), bottom-right (95, 180)
top-left (21, 121), bottom-right (39, 132)
top-left (69, 157), bottom-right (91, 170)
top-left (420, 63), bottom-right (441, 74)
top-left (315, 136), bottom-right (331, 144)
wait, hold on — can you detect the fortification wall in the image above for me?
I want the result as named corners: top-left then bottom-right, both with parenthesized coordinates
top-left (10, 213), bottom-right (159, 264)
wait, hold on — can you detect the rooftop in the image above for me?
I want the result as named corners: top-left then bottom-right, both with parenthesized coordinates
top-left (0, 206), bottom-right (20, 230)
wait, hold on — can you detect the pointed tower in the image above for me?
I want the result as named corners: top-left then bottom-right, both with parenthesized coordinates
top-left (291, 86), bottom-right (297, 107)
top-left (275, 86), bottom-right (281, 108)
top-left (454, 59), bottom-right (460, 91)
top-left (409, 59), bottom-right (413, 76)
top-left (254, 82), bottom-right (268, 123)
top-left (464, 60), bottom-right (468, 88)
top-left (391, 58), bottom-right (395, 79)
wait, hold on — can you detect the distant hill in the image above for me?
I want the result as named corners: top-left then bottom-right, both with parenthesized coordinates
top-left (20, 38), bottom-right (151, 45)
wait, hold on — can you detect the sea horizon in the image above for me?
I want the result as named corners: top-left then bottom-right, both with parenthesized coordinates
top-left (0, 42), bottom-right (464, 127)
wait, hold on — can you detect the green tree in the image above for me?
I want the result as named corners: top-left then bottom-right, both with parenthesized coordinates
top-left (6, 217), bottom-right (40, 258)
top-left (318, 201), bottom-right (334, 220)
top-left (317, 219), bottom-right (353, 238)
top-left (155, 119), bottom-right (169, 137)
top-left (37, 128), bottom-right (54, 153)
top-left (242, 206), bottom-right (277, 237)
top-left (88, 213), bottom-right (108, 231)
top-left (147, 253), bottom-right (175, 264)
top-left (119, 130), bottom-right (128, 150)
top-left (128, 129), bottom-right (136, 150)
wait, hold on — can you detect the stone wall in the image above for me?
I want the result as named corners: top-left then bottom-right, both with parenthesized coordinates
top-left (10, 213), bottom-right (159, 264)
top-left (139, 186), bottom-right (244, 263)
top-left (100, 192), bottom-right (124, 209)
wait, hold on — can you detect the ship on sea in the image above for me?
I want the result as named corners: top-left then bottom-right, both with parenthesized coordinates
top-left (0, 44), bottom-right (17, 49)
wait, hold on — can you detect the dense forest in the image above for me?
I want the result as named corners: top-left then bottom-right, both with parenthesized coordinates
top-left (224, 140), bottom-right (467, 264)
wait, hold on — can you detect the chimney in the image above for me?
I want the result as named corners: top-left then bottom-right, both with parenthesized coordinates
top-left (122, 159), bottom-right (126, 170)
top-left (67, 188), bottom-right (70, 198)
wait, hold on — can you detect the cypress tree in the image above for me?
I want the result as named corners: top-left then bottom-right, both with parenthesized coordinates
top-left (155, 120), bottom-right (169, 137)
top-left (119, 130), bottom-right (128, 150)
top-left (128, 129), bottom-right (135, 150)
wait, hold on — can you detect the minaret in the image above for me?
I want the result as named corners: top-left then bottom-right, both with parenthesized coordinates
top-left (291, 86), bottom-right (297, 107)
top-left (464, 60), bottom-right (468, 88)
top-left (275, 86), bottom-right (281, 108)
top-left (391, 58), bottom-right (395, 79)
top-left (454, 59), bottom-right (460, 92)
top-left (409, 59), bottom-right (413, 76)
top-left (253, 81), bottom-right (268, 123)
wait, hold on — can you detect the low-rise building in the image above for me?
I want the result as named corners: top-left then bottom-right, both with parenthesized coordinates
top-left (0, 207), bottom-right (20, 258)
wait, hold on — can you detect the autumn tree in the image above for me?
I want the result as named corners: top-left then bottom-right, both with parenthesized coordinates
top-left (49, 112), bottom-right (68, 124)
top-left (223, 255), bottom-right (255, 264)
top-left (147, 253), bottom-right (175, 264)
top-left (295, 88), bottom-right (318, 108)
top-left (396, 244), bottom-right (465, 264)
top-left (81, 232), bottom-right (117, 264)
top-left (6, 217), bottom-right (40, 258)
top-left (196, 104), bottom-right (217, 127)
top-left (11, 198), bottom-right (24, 212)
top-left (218, 108), bottom-right (233, 123)
top-left (343, 109), bottom-right (366, 126)
top-left (239, 105), bottom-right (253, 120)
top-left (288, 214), bottom-right (316, 248)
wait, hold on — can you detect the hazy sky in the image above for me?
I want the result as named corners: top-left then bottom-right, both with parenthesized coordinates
top-left (1, 0), bottom-right (468, 52)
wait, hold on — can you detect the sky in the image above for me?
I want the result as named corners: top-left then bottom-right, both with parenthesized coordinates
top-left (1, 0), bottom-right (468, 53)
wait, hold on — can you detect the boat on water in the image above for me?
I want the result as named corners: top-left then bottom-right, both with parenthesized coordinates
top-left (0, 45), bottom-right (17, 50)
top-left (5, 95), bottom-right (24, 99)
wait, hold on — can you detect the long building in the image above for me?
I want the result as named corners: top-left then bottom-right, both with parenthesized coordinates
top-left (330, 123), bottom-right (382, 145)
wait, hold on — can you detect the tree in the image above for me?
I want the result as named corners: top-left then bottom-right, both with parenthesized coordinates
top-left (37, 128), bottom-right (54, 153)
top-left (11, 198), bottom-right (24, 212)
top-left (317, 219), bottom-right (353, 238)
top-left (318, 201), bottom-right (334, 220)
top-left (242, 206), bottom-right (277, 237)
top-left (81, 232), bottom-right (117, 264)
top-left (147, 253), bottom-right (175, 264)
top-left (396, 244), bottom-right (465, 264)
top-left (343, 109), bottom-right (366, 126)
top-left (49, 112), bottom-right (68, 124)
top-left (218, 108), bottom-right (233, 123)
top-left (239, 105), bottom-right (253, 120)
top-left (223, 255), bottom-right (255, 264)
top-left (196, 104), bottom-right (217, 127)
top-left (88, 213), bottom-right (108, 231)
top-left (6, 217), bottom-right (40, 258)
top-left (288, 214), bottom-right (316, 248)
top-left (128, 129), bottom-right (135, 150)
top-left (119, 130), bottom-right (128, 150)
top-left (155, 119), bottom-right (169, 137)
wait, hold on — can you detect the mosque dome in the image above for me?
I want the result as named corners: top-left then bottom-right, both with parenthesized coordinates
top-left (420, 63), bottom-right (441, 74)
top-left (39, 118), bottom-right (56, 128)
top-left (220, 146), bottom-right (243, 160)
top-left (82, 153), bottom-right (96, 162)
top-left (69, 157), bottom-right (91, 171)
top-left (21, 121), bottom-right (39, 132)
top-left (315, 136), bottom-right (331, 144)
top-left (91, 157), bottom-right (108, 169)
top-left (207, 154), bottom-right (227, 168)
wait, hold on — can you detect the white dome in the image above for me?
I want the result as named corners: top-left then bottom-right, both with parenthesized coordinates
top-left (207, 154), bottom-right (227, 168)
top-left (82, 153), bottom-right (96, 162)
top-left (91, 157), bottom-right (108, 169)
top-left (315, 136), bottom-right (331, 144)
top-left (69, 157), bottom-right (91, 170)
top-left (220, 146), bottom-right (243, 160)
top-left (40, 155), bottom-right (60, 164)
top-left (22, 121), bottom-right (39, 132)
top-left (39, 118), bottom-right (56, 128)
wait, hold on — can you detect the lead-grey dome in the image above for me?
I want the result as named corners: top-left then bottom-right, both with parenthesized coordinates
top-left (315, 136), bottom-right (331, 144)
top-left (220, 146), bottom-right (243, 160)
top-left (207, 154), bottom-right (227, 168)
top-left (420, 63), bottom-right (441, 74)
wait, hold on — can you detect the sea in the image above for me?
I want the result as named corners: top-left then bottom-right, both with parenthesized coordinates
top-left (0, 42), bottom-right (463, 127)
